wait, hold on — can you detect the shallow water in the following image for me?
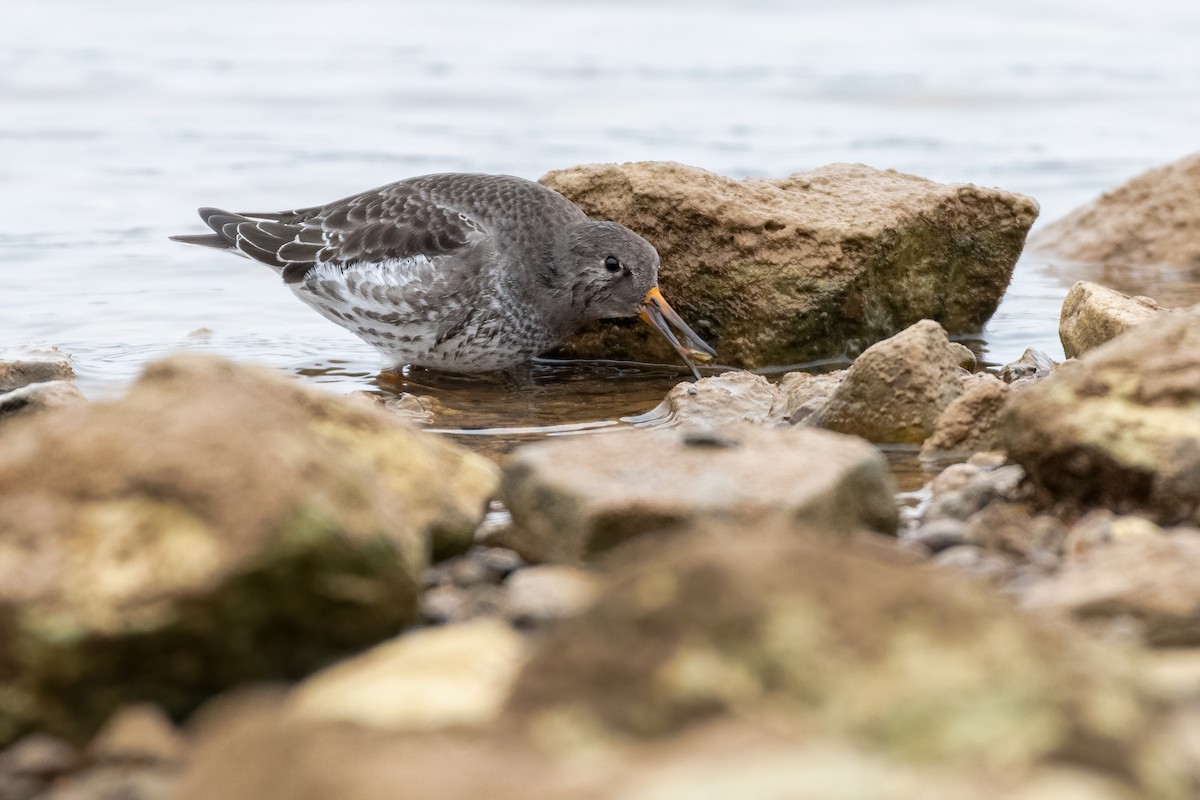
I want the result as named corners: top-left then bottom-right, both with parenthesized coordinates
top-left (3, 0), bottom-right (1200, 467)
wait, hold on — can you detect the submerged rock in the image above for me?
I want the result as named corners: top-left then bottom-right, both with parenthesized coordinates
top-left (1059, 281), bottom-right (1170, 358)
top-left (1031, 151), bottom-right (1200, 268)
top-left (818, 320), bottom-right (966, 444)
top-left (1002, 307), bottom-right (1200, 524)
top-left (0, 354), bottom-right (498, 747)
top-left (626, 371), bottom-right (783, 429)
top-left (501, 427), bottom-right (897, 563)
top-left (541, 162), bottom-right (1037, 368)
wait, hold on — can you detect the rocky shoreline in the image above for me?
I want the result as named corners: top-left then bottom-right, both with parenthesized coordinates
top-left (2, 155), bottom-right (1200, 799)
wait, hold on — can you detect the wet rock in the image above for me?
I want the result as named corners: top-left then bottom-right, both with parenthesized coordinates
top-left (920, 373), bottom-right (1011, 459)
top-left (923, 461), bottom-right (1025, 522)
top-left (1063, 510), bottom-right (1165, 558)
top-left (1021, 533), bottom-right (1200, 645)
top-left (501, 427), bottom-right (898, 563)
top-left (503, 565), bottom-right (600, 625)
top-left (287, 618), bottom-right (529, 731)
top-left (931, 545), bottom-right (1019, 584)
top-left (347, 390), bottom-right (436, 425)
top-left (960, 501), bottom-right (1066, 562)
top-left (903, 518), bottom-right (968, 553)
top-left (1031, 151), bottom-right (1200, 268)
top-left (1059, 281), bottom-right (1169, 358)
top-left (542, 162), bottom-right (1038, 368)
top-left (0, 354), bottom-right (498, 747)
top-left (0, 357), bottom-right (74, 392)
top-left (626, 371), bottom-right (782, 429)
top-left (418, 583), bottom-right (505, 625)
top-left (1002, 307), bottom-right (1200, 524)
top-left (88, 704), bottom-right (186, 765)
top-left (0, 380), bottom-right (86, 423)
top-left (999, 348), bottom-right (1059, 385)
top-left (774, 370), bottom-right (846, 426)
top-left (818, 320), bottom-right (966, 444)
top-left (506, 522), bottom-right (1165, 786)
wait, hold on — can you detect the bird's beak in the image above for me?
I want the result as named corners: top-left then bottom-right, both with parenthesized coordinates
top-left (639, 287), bottom-right (717, 379)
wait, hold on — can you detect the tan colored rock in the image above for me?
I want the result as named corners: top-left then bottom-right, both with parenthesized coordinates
top-left (0, 354), bottom-right (498, 747)
top-left (287, 618), bottom-right (528, 731)
top-left (0, 358), bottom-right (74, 392)
top-left (1002, 307), bottom-right (1200, 524)
top-left (1031, 151), bottom-right (1200, 268)
top-left (625, 371), bottom-right (783, 429)
top-left (541, 162), bottom-right (1037, 368)
top-left (1063, 510), bottom-right (1165, 558)
top-left (88, 704), bottom-right (186, 765)
top-left (1059, 281), bottom-right (1169, 358)
top-left (818, 320), bottom-right (965, 444)
top-left (506, 523), bottom-right (1165, 786)
top-left (921, 374), bottom-right (1011, 458)
top-left (774, 370), bottom-right (846, 425)
top-left (999, 349), bottom-right (1059, 386)
top-left (0, 380), bottom-right (85, 422)
top-left (501, 427), bottom-right (898, 563)
top-left (1021, 533), bottom-right (1200, 645)
top-left (503, 565), bottom-right (600, 625)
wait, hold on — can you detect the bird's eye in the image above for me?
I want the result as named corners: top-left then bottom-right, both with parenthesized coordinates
top-left (604, 255), bottom-right (621, 273)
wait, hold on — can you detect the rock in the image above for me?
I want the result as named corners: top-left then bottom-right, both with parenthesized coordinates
top-left (1030, 151), bottom-right (1200, 268)
top-left (418, 583), bottom-right (504, 625)
top-left (35, 765), bottom-right (176, 800)
top-left (1059, 281), bottom-right (1169, 358)
top-left (999, 349), bottom-right (1059, 385)
top-left (506, 522), bottom-right (1167, 787)
top-left (923, 461), bottom-right (1026, 523)
top-left (88, 704), bottom-right (186, 765)
top-left (504, 565), bottom-right (600, 625)
top-left (0, 354), bottom-right (498, 747)
top-left (0, 357), bottom-right (74, 392)
top-left (347, 390), bottom-right (436, 425)
top-left (931, 545), bottom-right (1018, 584)
top-left (541, 162), bottom-right (1038, 368)
top-left (960, 501), bottom-right (1066, 562)
top-left (920, 374), bottom-right (1011, 459)
top-left (1002, 307), bottom-right (1200, 524)
top-left (286, 618), bottom-right (529, 731)
top-left (501, 427), bottom-right (898, 563)
top-left (625, 371), bottom-right (783, 429)
top-left (774, 370), bottom-right (846, 426)
top-left (1021, 533), bottom-right (1200, 645)
top-left (0, 733), bottom-right (79, 778)
top-left (818, 320), bottom-right (966, 444)
top-left (0, 380), bottom-right (86, 423)
top-left (903, 518), bottom-right (968, 553)
top-left (1063, 511), bottom-right (1165, 558)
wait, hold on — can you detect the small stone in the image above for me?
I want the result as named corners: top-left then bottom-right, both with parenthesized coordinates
top-left (905, 518), bottom-right (968, 553)
top-left (476, 547), bottom-right (525, 578)
top-left (774, 370), bottom-right (846, 426)
top-left (0, 733), bottom-right (79, 778)
top-left (0, 358), bottom-right (75, 392)
top-left (0, 380), bottom-right (86, 422)
top-left (89, 703), bottom-right (186, 765)
top-left (999, 348), bottom-right (1058, 385)
top-left (624, 371), bottom-right (783, 430)
top-left (947, 342), bottom-right (977, 370)
top-left (1063, 510), bottom-right (1165, 558)
top-left (932, 545), bottom-right (1016, 584)
top-left (1058, 281), bottom-right (1167, 359)
top-left (504, 565), bottom-right (600, 625)
top-left (920, 374), bottom-right (1010, 459)
top-left (419, 584), bottom-right (470, 625)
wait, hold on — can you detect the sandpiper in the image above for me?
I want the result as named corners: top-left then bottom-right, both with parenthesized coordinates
top-left (170, 173), bottom-right (715, 377)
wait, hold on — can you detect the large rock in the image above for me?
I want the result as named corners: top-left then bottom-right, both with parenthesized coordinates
top-left (0, 354), bottom-right (498, 746)
top-left (505, 524), bottom-right (1170, 788)
top-left (1021, 533), bottom-right (1200, 646)
top-left (501, 427), bottom-right (898, 563)
top-left (1031, 152), bottom-right (1200, 268)
top-left (1059, 281), bottom-right (1170, 358)
top-left (1002, 307), bottom-right (1200, 524)
top-left (817, 320), bottom-right (966, 444)
top-left (541, 162), bottom-right (1038, 368)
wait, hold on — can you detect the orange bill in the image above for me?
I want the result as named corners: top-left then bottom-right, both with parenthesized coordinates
top-left (638, 287), bottom-right (717, 379)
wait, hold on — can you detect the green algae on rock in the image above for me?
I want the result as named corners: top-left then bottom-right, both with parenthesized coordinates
top-left (541, 162), bottom-right (1037, 368)
top-left (0, 354), bottom-right (498, 747)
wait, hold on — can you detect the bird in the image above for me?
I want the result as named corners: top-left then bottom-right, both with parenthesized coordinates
top-left (170, 173), bottom-right (716, 377)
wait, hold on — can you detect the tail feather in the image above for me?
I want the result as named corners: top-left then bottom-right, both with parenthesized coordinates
top-left (168, 233), bottom-right (233, 250)
top-left (169, 207), bottom-right (251, 252)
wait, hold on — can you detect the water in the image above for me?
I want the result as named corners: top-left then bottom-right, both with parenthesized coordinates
top-left (3, 0), bottom-right (1200, 461)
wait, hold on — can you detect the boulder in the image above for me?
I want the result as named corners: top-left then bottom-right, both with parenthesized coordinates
top-left (1059, 281), bottom-right (1170, 358)
top-left (0, 380), bottom-right (86, 423)
top-left (817, 320), bottom-right (966, 444)
top-left (501, 427), bottom-right (898, 563)
top-left (0, 357), bottom-right (74, 392)
top-left (506, 523), bottom-right (1167, 786)
top-left (286, 618), bottom-right (529, 731)
top-left (920, 374), bottom-right (1011, 458)
top-left (541, 162), bottom-right (1038, 368)
top-left (1021, 533), bottom-right (1200, 645)
top-left (1002, 307), bottom-right (1200, 524)
top-left (0, 354), bottom-right (498, 746)
top-left (1030, 151), bottom-right (1200, 268)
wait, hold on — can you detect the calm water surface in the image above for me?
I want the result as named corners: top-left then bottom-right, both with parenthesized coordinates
top-left (3, 0), bottom-right (1200, 475)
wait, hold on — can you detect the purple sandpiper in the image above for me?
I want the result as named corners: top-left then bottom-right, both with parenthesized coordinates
top-left (170, 173), bottom-right (715, 376)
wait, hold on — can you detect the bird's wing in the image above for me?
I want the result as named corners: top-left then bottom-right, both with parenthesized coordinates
top-left (189, 182), bottom-right (488, 284)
